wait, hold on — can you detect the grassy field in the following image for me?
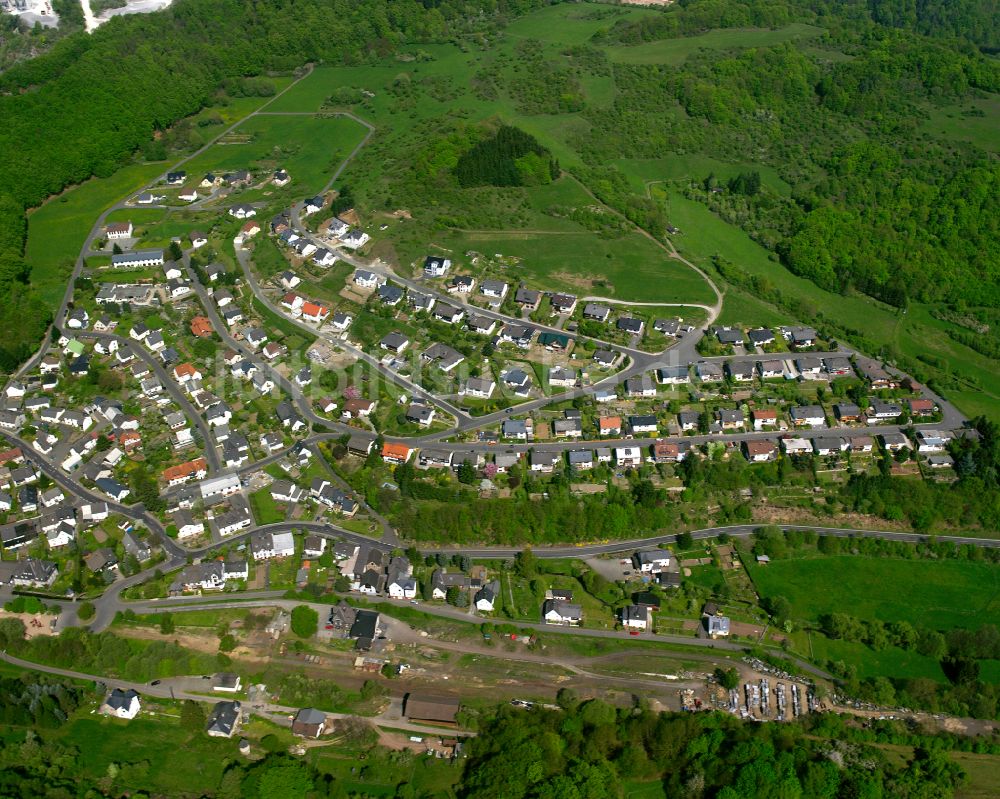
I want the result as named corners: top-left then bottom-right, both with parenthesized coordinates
top-left (919, 93), bottom-right (1000, 154)
top-left (660, 188), bottom-right (901, 339)
top-left (616, 156), bottom-right (792, 196)
top-left (23, 80), bottom-right (301, 313)
top-left (432, 227), bottom-right (716, 304)
top-left (891, 304), bottom-right (1000, 420)
top-left (745, 554), bottom-right (1000, 632)
top-left (179, 113), bottom-right (368, 196)
top-left (25, 163), bottom-right (166, 307)
top-left (53, 716), bottom-right (235, 794)
top-left (604, 23), bottom-right (825, 66)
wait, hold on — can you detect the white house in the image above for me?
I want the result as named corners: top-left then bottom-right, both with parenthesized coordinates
top-left (102, 689), bottom-right (141, 720)
top-left (615, 446), bottom-right (642, 468)
top-left (621, 605), bottom-right (651, 630)
top-left (543, 599), bottom-right (582, 626)
top-left (633, 550), bottom-right (671, 573)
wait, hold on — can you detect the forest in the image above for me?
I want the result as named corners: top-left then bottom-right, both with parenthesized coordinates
top-left (459, 700), bottom-right (971, 799)
top-left (455, 125), bottom-right (558, 188)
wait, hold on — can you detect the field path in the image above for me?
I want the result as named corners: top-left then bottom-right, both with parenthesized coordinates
top-left (568, 172), bottom-right (723, 323)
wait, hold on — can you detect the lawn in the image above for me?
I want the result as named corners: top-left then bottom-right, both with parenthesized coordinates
top-left (604, 24), bottom-right (825, 66)
top-left (745, 554), bottom-right (1000, 632)
top-left (309, 746), bottom-right (460, 797)
top-left (249, 487), bottom-right (286, 525)
top-left (503, 2), bottom-right (659, 46)
top-left (615, 156), bottom-right (791, 197)
top-left (891, 304), bottom-right (1000, 422)
top-left (25, 162), bottom-right (166, 307)
top-left (179, 113), bottom-right (369, 196)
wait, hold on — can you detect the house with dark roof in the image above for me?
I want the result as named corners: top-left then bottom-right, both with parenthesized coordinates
top-left (206, 701), bottom-right (242, 738)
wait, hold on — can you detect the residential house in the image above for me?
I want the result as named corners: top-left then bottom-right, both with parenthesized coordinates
top-left (758, 360), bottom-right (784, 379)
top-left (790, 405), bottom-right (825, 427)
top-left (423, 256), bottom-right (451, 277)
top-left (652, 441), bottom-right (682, 463)
top-left (747, 328), bottom-right (775, 347)
top-left (461, 376), bottom-right (495, 399)
top-left (514, 287), bottom-right (541, 310)
top-left (206, 701), bottom-right (242, 738)
top-left (615, 446), bottom-right (642, 468)
top-left (752, 409), bottom-right (779, 430)
top-left (543, 599), bottom-right (582, 626)
top-left (834, 403), bottom-right (862, 423)
top-left (744, 440), bottom-right (777, 462)
top-left (617, 316), bottom-right (644, 335)
top-left (621, 605), bottom-right (651, 630)
top-left (102, 689), bottom-right (141, 720)
top-left (696, 362), bottom-right (724, 382)
top-left (481, 279), bottom-right (508, 300)
top-left (382, 442), bottom-right (413, 465)
top-left (781, 436), bottom-right (813, 456)
top-left (629, 415), bottom-right (658, 434)
top-left (582, 303), bottom-right (610, 322)
top-left (550, 293), bottom-right (577, 315)
top-left (633, 550), bottom-right (671, 573)
top-left (625, 375), bottom-right (656, 398)
top-left (432, 303), bottom-right (464, 325)
top-left (599, 416), bottom-right (622, 436)
top-left (474, 580), bottom-right (500, 612)
top-left (726, 361), bottom-right (755, 382)
top-left (656, 366), bottom-right (689, 385)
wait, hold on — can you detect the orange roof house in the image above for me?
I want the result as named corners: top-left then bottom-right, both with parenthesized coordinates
top-left (190, 316), bottom-right (213, 338)
top-left (599, 416), bottom-right (622, 434)
top-left (301, 301), bottom-right (330, 321)
top-left (162, 457), bottom-right (208, 486)
top-left (118, 431), bottom-right (142, 451)
top-left (173, 363), bottom-right (201, 382)
top-left (381, 442), bottom-right (413, 464)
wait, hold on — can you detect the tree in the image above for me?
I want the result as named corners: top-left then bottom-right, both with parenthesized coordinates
top-left (676, 532), bottom-right (694, 550)
top-left (159, 613), bottom-right (175, 635)
top-left (77, 601), bottom-right (95, 621)
top-left (290, 605), bottom-right (318, 638)
top-left (457, 459), bottom-right (477, 485)
top-left (219, 634), bottom-right (237, 652)
top-left (762, 596), bottom-right (792, 625)
top-left (180, 700), bottom-right (204, 732)
top-left (514, 548), bottom-right (537, 579)
top-left (714, 667), bottom-right (740, 690)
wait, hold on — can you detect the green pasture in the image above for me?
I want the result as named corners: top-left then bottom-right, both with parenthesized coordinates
top-left (745, 554), bottom-right (1000, 631)
top-left (432, 227), bottom-right (716, 305)
top-left (179, 113), bottom-right (368, 195)
top-left (25, 163), bottom-right (166, 307)
top-left (604, 24), bottom-right (825, 66)
top-left (919, 93), bottom-right (1000, 154)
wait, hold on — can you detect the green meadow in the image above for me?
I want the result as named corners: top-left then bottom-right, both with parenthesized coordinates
top-left (745, 554), bottom-right (1000, 631)
top-left (179, 113), bottom-right (368, 196)
top-left (25, 163), bottom-right (166, 307)
top-left (604, 23), bottom-right (825, 66)
top-left (432, 227), bottom-right (715, 305)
